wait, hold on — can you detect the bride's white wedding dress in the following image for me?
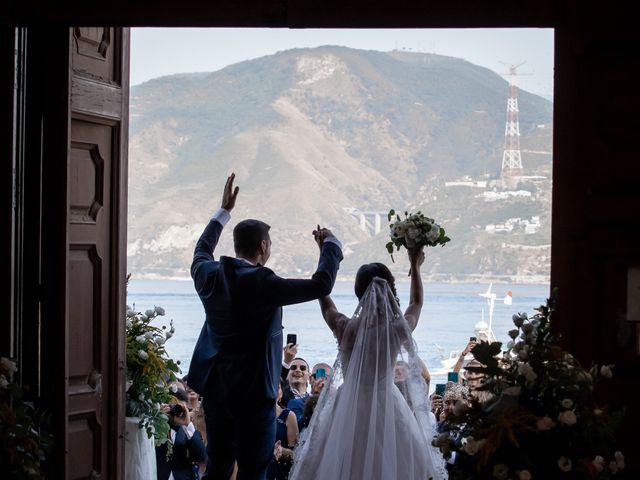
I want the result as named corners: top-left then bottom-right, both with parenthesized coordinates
top-left (289, 278), bottom-right (448, 480)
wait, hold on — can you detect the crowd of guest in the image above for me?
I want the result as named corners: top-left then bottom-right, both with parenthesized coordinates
top-left (156, 336), bottom-right (490, 480)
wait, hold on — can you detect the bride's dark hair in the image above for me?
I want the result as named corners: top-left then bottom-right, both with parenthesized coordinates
top-left (354, 263), bottom-right (399, 305)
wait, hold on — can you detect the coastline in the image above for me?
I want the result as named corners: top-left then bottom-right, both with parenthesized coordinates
top-left (128, 272), bottom-right (550, 285)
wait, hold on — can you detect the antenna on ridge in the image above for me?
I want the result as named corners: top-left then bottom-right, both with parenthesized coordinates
top-left (498, 62), bottom-right (532, 188)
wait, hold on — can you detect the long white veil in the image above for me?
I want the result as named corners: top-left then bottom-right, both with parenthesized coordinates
top-left (289, 277), bottom-right (448, 480)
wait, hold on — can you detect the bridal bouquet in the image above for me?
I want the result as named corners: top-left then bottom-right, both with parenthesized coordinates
top-left (126, 301), bottom-right (181, 446)
top-left (435, 291), bottom-right (626, 479)
top-left (386, 210), bottom-right (450, 262)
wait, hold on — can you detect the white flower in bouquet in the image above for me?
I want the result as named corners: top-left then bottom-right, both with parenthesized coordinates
top-left (138, 349), bottom-right (149, 360)
top-left (145, 309), bottom-right (155, 318)
top-left (154, 306), bottom-right (165, 316)
top-left (135, 335), bottom-right (146, 343)
top-left (615, 451), bottom-right (625, 468)
top-left (154, 336), bottom-right (166, 346)
top-left (386, 209), bottom-right (450, 261)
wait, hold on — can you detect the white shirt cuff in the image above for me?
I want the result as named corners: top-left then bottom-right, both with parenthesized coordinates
top-left (185, 422), bottom-right (196, 439)
top-left (282, 361), bottom-right (291, 369)
top-left (323, 236), bottom-right (342, 250)
top-left (211, 208), bottom-right (231, 226)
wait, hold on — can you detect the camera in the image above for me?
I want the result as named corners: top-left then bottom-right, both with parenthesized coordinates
top-left (169, 403), bottom-right (186, 417)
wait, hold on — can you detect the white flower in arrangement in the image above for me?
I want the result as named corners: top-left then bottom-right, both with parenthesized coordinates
top-left (139, 315), bottom-right (148, 322)
top-left (138, 350), bottom-right (149, 360)
top-left (512, 313), bottom-right (525, 327)
top-left (517, 362), bottom-right (537, 385)
top-left (600, 364), bottom-right (614, 378)
top-left (518, 470), bottom-right (531, 480)
top-left (614, 451), bottom-right (625, 469)
top-left (406, 225), bottom-right (420, 240)
top-left (492, 463), bottom-right (509, 480)
top-left (558, 456), bottom-right (572, 472)
top-left (593, 456), bottom-right (605, 472)
top-left (0, 374), bottom-right (9, 389)
top-left (557, 410), bottom-right (577, 426)
top-left (522, 323), bottom-right (534, 334)
top-left (135, 335), bottom-right (146, 343)
top-left (503, 386), bottom-right (522, 397)
top-left (169, 383), bottom-right (178, 393)
top-left (145, 309), bottom-right (155, 318)
top-left (154, 306), bottom-right (166, 316)
top-left (561, 398), bottom-right (574, 409)
top-left (609, 461), bottom-right (619, 474)
top-left (144, 331), bottom-right (154, 340)
top-left (126, 308), bottom-right (137, 317)
top-left (126, 380), bottom-right (133, 392)
top-left (126, 318), bottom-right (132, 328)
top-left (154, 336), bottom-right (166, 346)
top-left (508, 329), bottom-right (519, 339)
top-left (536, 416), bottom-right (556, 431)
top-left (1, 357), bottom-right (18, 376)
top-left (461, 436), bottom-right (486, 456)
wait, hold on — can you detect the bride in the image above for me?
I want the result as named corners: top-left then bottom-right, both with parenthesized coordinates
top-left (289, 246), bottom-right (448, 480)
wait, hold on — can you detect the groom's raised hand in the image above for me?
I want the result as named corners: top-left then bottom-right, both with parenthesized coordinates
top-left (221, 173), bottom-right (240, 211)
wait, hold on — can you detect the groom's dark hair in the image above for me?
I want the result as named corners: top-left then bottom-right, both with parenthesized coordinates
top-left (233, 219), bottom-right (271, 256)
top-left (354, 263), bottom-right (399, 304)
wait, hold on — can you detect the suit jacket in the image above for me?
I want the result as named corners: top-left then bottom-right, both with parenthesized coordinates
top-left (156, 426), bottom-right (207, 480)
top-left (188, 219), bottom-right (343, 401)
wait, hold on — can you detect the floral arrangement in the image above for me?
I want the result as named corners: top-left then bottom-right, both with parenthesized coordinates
top-left (435, 290), bottom-right (626, 479)
top-left (386, 210), bottom-right (450, 261)
top-left (126, 303), bottom-right (181, 446)
top-left (0, 357), bottom-right (53, 479)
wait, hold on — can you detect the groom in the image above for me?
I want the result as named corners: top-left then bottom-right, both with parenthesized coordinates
top-left (188, 173), bottom-right (343, 480)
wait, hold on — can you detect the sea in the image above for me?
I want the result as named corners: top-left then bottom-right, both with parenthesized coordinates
top-left (127, 279), bottom-right (549, 391)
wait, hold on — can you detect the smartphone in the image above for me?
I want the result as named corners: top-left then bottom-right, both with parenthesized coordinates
top-left (435, 383), bottom-right (445, 396)
top-left (470, 336), bottom-right (477, 342)
top-left (315, 368), bottom-right (326, 379)
top-left (447, 372), bottom-right (459, 383)
top-left (286, 333), bottom-right (297, 346)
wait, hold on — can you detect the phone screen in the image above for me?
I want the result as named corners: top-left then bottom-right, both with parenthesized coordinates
top-left (447, 372), bottom-right (459, 383)
top-left (316, 368), bottom-right (326, 379)
top-left (435, 383), bottom-right (445, 396)
top-left (286, 334), bottom-right (297, 346)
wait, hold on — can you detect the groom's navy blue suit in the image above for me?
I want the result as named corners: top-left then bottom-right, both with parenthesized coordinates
top-left (188, 216), bottom-right (343, 480)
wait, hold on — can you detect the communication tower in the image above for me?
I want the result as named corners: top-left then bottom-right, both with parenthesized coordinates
top-left (500, 63), bottom-right (527, 186)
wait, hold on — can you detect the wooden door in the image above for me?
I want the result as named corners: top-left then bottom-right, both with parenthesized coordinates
top-left (65, 27), bottom-right (129, 479)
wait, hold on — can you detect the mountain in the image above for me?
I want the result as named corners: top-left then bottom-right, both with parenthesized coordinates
top-left (127, 46), bottom-right (553, 282)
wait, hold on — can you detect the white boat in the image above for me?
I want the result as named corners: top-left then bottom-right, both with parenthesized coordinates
top-left (431, 284), bottom-right (511, 376)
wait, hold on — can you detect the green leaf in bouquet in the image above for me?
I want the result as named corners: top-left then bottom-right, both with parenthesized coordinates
top-left (385, 241), bottom-right (394, 254)
top-left (387, 209), bottom-right (395, 222)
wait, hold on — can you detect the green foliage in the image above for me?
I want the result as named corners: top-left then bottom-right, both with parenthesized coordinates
top-left (435, 291), bottom-right (626, 479)
top-left (0, 358), bottom-right (53, 479)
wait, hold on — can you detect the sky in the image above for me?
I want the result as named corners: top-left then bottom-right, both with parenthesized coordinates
top-left (131, 28), bottom-right (554, 100)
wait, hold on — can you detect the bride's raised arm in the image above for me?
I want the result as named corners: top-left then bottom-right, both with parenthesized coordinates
top-left (319, 295), bottom-right (341, 332)
top-left (403, 247), bottom-right (425, 331)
